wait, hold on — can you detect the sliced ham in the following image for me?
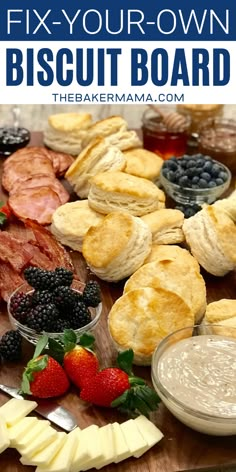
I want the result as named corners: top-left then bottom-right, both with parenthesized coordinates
top-left (0, 232), bottom-right (33, 272)
top-left (8, 187), bottom-right (61, 225)
top-left (9, 174), bottom-right (69, 205)
top-left (48, 150), bottom-right (74, 176)
top-left (26, 220), bottom-right (74, 270)
top-left (0, 262), bottom-right (25, 302)
top-left (2, 156), bottom-right (55, 192)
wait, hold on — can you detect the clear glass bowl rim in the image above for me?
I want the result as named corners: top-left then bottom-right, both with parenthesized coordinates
top-left (160, 159), bottom-right (231, 195)
top-left (7, 282), bottom-right (102, 337)
top-left (151, 324), bottom-right (236, 424)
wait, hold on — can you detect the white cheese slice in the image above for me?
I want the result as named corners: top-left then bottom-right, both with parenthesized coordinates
top-left (15, 420), bottom-right (50, 449)
top-left (8, 417), bottom-right (38, 446)
top-left (0, 398), bottom-right (37, 426)
top-left (94, 423), bottom-right (115, 470)
top-left (20, 432), bottom-right (67, 466)
top-left (120, 419), bottom-right (149, 458)
top-left (0, 414), bottom-right (10, 453)
top-left (70, 424), bottom-right (101, 472)
top-left (112, 422), bottom-right (131, 463)
top-left (134, 415), bottom-right (164, 448)
top-left (36, 429), bottom-right (77, 472)
top-left (19, 425), bottom-right (57, 458)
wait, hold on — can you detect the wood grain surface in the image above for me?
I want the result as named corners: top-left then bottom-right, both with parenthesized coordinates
top-left (0, 133), bottom-right (236, 472)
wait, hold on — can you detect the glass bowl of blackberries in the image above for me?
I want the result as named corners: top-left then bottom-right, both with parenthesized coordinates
top-left (160, 153), bottom-right (231, 205)
top-left (7, 267), bottom-right (102, 345)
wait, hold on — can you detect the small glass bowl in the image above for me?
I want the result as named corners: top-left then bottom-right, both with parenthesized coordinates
top-left (151, 325), bottom-right (236, 436)
top-left (0, 127), bottom-right (31, 156)
top-left (160, 160), bottom-right (231, 205)
top-left (7, 282), bottom-right (102, 345)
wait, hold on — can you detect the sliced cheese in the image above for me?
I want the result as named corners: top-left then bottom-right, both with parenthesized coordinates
top-left (19, 425), bottom-right (57, 458)
top-left (20, 432), bottom-right (67, 467)
top-left (95, 424), bottom-right (115, 470)
top-left (0, 398), bottom-right (37, 426)
top-left (15, 420), bottom-right (50, 449)
top-left (120, 419), bottom-right (148, 458)
top-left (8, 417), bottom-right (38, 447)
top-left (134, 415), bottom-right (164, 449)
top-left (0, 414), bottom-right (10, 453)
top-left (78, 425), bottom-right (103, 471)
top-left (112, 422), bottom-right (131, 463)
top-left (36, 429), bottom-right (77, 472)
top-left (70, 425), bottom-right (99, 472)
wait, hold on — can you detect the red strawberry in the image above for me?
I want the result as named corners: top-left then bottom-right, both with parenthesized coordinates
top-left (21, 354), bottom-right (70, 399)
top-left (64, 346), bottom-right (99, 389)
top-left (80, 367), bottom-right (130, 406)
top-left (80, 350), bottom-right (160, 416)
top-left (48, 330), bottom-right (99, 390)
top-left (0, 203), bottom-right (11, 219)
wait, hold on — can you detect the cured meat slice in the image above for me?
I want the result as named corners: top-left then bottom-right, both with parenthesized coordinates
top-left (9, 174), bottom-right (70, 205)
top-left (8, 187), bottom-right (61, 225)
top-left (26, 220), bottom-right (74, 270)
top-left (3, 147), bottom-right (52, 169)
top-left (2, 156), bottom-right (55, 192)
top-left (48, 150), bottom-right (74, 176)
top-left (0, 232), bottom-right (33, 272)
top-left (0, 262), bottom-right (24, 301)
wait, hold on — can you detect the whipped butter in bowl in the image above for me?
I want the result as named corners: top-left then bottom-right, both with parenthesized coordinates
top-left (151, 325), bottom-right (236, 435)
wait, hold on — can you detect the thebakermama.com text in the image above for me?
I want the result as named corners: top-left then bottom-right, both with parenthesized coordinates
top-left (51, 92), bottom-right (184, 103)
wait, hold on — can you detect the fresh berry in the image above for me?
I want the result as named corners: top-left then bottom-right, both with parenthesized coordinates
top-left (10, 292), bottom-right (32, 323)
top-left (21, 354), bottom-right (70, 398)
top-left (26, 303), bottom-right (59, 333)
top-left (0, 330), bottom-right (22, 361)
top-left (68, 301), bottom-right (92, 330)
top-left (24, 267), bottom-right (58, 291)
top-left (32, 290), bottom-right (55, 306)
top-left (54, 268), bottom-right (73, 287)
top-left (82, 281), bottom-right (101, 307)
top-left (80, 367), bottom-right (130, 406)
top-left (53, 318), bottom-right (71, 333)
top-left (0, 203), bottom-right (11, 219)
top-left (54, 286), bottom-right (77, 309)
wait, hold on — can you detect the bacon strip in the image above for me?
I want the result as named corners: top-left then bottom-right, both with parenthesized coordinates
top-left (26, 220), bottom-right (74, 270)
top-left (0, 262), bottom-right (25, 302)
top-left (0, 232), bottom-right (33, 272)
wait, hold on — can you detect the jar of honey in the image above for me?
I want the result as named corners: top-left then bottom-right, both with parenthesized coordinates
top-left (142, 107), bottom-right (190, 160)
top-left (198, 118), bottom-right (236, 174)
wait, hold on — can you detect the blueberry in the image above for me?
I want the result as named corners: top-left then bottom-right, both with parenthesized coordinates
top-left (175, 205), bottom-right (185, 213)
top-left (200, 172), bottom-right (211, 182)
top-left (204, 155), bottom-right (213, 161)
top-left (186, 160), bottom-right (197, 168)
top-left (178, 175), bottom-right (189, 187)
top-left (215, 178), bottom-right (224, 186)
top-left (192, 176), bottom-right (199, 184)
top-left (196, 159), bottom-right (205, 168)
top-left (162, 161), bottom-right (169, 169)
top-left (208, 180), bottom-right (217, 188)
top-left (191, 184), bottom-right (199, 189)
top-left (166, 160), bottom-right (178, 171)
top-left (218, 171), bottom-right (228, 182)
top-left (211, 163), bottom-right (221, 177)
top-left (168, 170), bottom-right (177, 182)
top-left (203, 161), bottom-right (213, 172)
top-left (198, 178), bottom-right (208, 188)
top-left (194, 153), bottom-right (204, 159)
top-left (184, 207), bottom-right (196, 218)
top-left (162, 168), bottom-right (169, 178)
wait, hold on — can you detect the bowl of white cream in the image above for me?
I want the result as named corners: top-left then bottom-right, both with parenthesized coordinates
top-left (151, 325), bottom-right (236, 436)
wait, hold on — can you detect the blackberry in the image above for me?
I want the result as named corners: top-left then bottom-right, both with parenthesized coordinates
top-left (26, 303), bottom-right (59, 333)
top-left (68, 301), bottom-right (92, 330)
top-left (24, 267), bottom-right (58, 291)
top-left (54, 286), bottom-right (77, 309)
top-left (0, 330), bottom-right (22, 361)
top-left (10, 292), bottom-right (32, 324)
top-left (32, 290), bottom-right (55, 306)
top-left (53, 318), bottom-right (71, 333)
top-left (54, 267), bottom-right (73, 287)
top-left (82, 281), bottom-right (101, 307)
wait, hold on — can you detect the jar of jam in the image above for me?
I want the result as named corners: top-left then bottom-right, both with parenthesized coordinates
top-left (177, 104), bottom-right (224, 135)
top-left (198, 118), bottom-right (236, 174)
top-left (142, 107), bottom-right (190, 160)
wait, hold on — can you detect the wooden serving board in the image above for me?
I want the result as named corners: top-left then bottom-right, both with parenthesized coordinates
top-left (0, 133), bottom-right (236, 472)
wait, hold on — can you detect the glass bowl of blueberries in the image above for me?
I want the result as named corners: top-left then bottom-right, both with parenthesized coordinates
top-left (7, 267), bottom-right (102, 345)
top-left (160, 153), bottom-right (231, 207)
